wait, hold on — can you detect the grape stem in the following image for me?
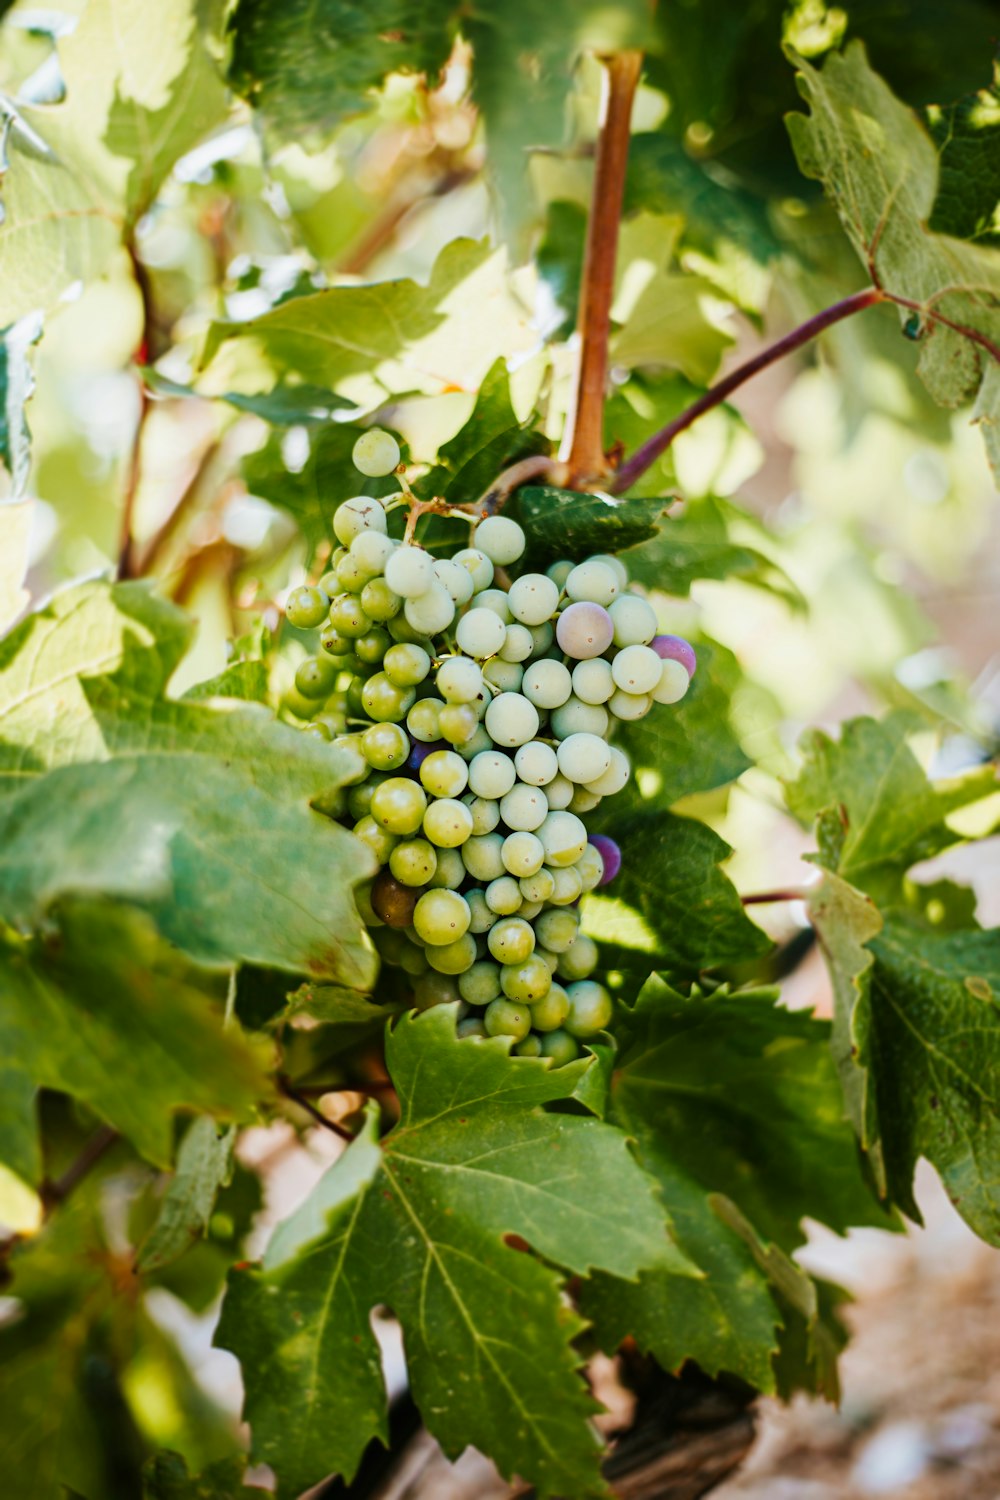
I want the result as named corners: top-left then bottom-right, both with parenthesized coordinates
top-left (608, 286), bottom-right (887, 493)
top-left (402, 495), bottom-right (476, 543)
top-left (278, 1075), bottom-right (356, 1143)
top-left (740, 888), bottom-right (810, 905)
top-left (117, 236), bottom-right (155, 579)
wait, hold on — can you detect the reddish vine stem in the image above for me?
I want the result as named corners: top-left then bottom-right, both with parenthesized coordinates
top-left (560, 50), bottom-right (643, 486)
top-left (609, 286), bottom-right (888, 494)
top-left (40, 1124), bottom-right (120, 1211)
top-left (740, 889), bottom-right (809, 906)
top-left (278, 1076), bottom-right (356, 1144)
top-left (118, 239), bottom-right (155, 580)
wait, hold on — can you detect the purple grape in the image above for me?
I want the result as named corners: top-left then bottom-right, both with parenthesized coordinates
top-left (652, 634), bottom-right (697, 679)
top-left (556, 601), bottom-right (614, 659)
top-left (589, 835), bottom-right (621, 886)
top-left (406, 737), bottom-right (448, 774)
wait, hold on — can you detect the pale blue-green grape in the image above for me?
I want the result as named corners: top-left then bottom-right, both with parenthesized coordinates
top-left (385, 545), bottom-right (436, 598)
top-left (462, 832), bottom-right (506, 882)
top-left (550, 696), bottom-right (609, 740)
top-left (419, 750), bottom-right (469, 798)
top-left (469, 750), bottom-right (516, 799)
top-left (548, 864), bottom-right (583, 905)
top-left (564, 979), bottom-right (612, 1037)
top-left (514, 1034), bottom-right (543, 1057)
top-left (457, 724), bottom-right (493, 761)
top-left (538, 810), bottom-right (587, 867)
top-left (426, 932), bottom-right (478, 975)
top-left (389, 838), bottom-right (438, 887)
top-left (571, 658), bottom-right (614, 705)
top-left (568, 787), bottom-right (602, 815)
top-left (528, 621), bottom-right (556, 658)
top-left (424, 798), bottom-right (474, 848)
top-left (486, 876), bottom-right (522, 915)
top-left (488, 917), bottom-right (535, 964)
top-left (362, 673), bottom-right (416, 723)
top-left (361, 721), bottom-right (409, 770)
top-left (456, 607), bottom-right (507, 659)
top-left (413, 888), bottom-right (471, 945)
top-left (429, 846), bottom-right (465, 889)
top-left (434, 557), bottom-right (475, 605)
top-left (508, 572), bottom-right (560, 626)
top-left (539, 1029), bottom-right (580, 1066)
top-left (575, 843), bottom-right (605, 893)
top-left (453, 547), bottom-right (494, 591)
top-left (334, 494), bottom-right (389, 546)
top-left (331, 593), bottom-right (373, 639)
top-left (355, 881), bottom-right (381, 927)
top-left (414, 971), bottom-right (460, 1008)
top-left (566, 559), bottom-right (620, 606)
top-left (585, 746), bottom-right (630, 796)
top-left (514, 740), bottom-right (559, 787)
top-left (589, 553), bottom-right (629, 589)
top-left (556, 732), bottom-right (612, 784)
top-left (353, 816), bottom-right (398, 864)
top-left (558, 934), bottom-right (599, 981)
top-left (608, 592), bottom-right (657, 646)
top-left (608, 687), bottom-right (653, 721)
top-left (546, 559), bottom-right (574, 588)
top-left (336, 552), bottom-right (371, 594)
top-left (474, 515), bottom-right (525, 566)
top-left (543, 773), bottom-right (574, 810)
top-left (519, 898), bottom-right (543, 920)
top-left (458, 960), bottom-right (502, 1005)
top-left (437, 656), bottom-right (483, 704)
top-left (484, 997), bottom-right (532, 1041)
top-left (466, 888), bottom-right (498, 933)
top-left (383, 642), bottom-right (430, 687)
top-left (502, 830), bottom-right (545, 877)
top-left (457, 1017), bottom-right (488, 1039)
top-left (285, 584), bottom-right (329, 630)
top-left (350, 530), bottom-right (396, 574)
top-left (612, 643), bottom-right (662, 694)
top-left (652, 657), bottom-right (691, 704)
top-left (483, 658), bottom-right (524, 693)
top-left (404, 584), bottom-right (455, 635)
top-left (519, 867), bottom-right (555, 903)
top-left (463, 794), bottom-right (500, 834)
top-left (474, 587), bottom-right (513, 623)
top-left (530, 982), bottom-right (570, 1031)
top-left (406, 697), bottom-right (444, 743)
top-left (521, 658), bottom-right (572, 710)
top-left (499, 782), bottom-right (548, 832)
top-left (295, 654), bottom-right (339, 698)
top-left (438, 703), bottom-right (479, 746)
top-left (353, 428), bottom-right (400, 477)
top-left (498, 623), bottom-right (533, 663)
top-left (501, 954), bottom-right (551, 1003)
top-left (485, 692), bottom-right (539, 748)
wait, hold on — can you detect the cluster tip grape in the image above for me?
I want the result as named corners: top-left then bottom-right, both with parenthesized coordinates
top-left (284, 427), bottom-right (696, 1064)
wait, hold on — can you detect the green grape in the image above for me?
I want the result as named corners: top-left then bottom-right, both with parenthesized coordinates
top-left (546, 559), bottom-right (574, 588)
top-left (355, 880), bottom-right (381, 927)
top-left (507, 573), bottom-right (559, 626)
top-left (407, 698), bottom-right (443, 743)
top-left (370, 777), bottom-right (427, 835)
top-left (353, 815), bottom-right (398, 864)
top-left (428, 846), bottom-right (465, 889)
top-left (320, 627), bottom-right (354, 663)
top-left (548, 865), bottom-right (583, 904)
top-left (385, 545), bottom-right (436, 598)
top-left (535, 907), bottom-right (580, 953)
top-left (498, 623), bottom-right (533, 663)
top-left (564, 980), bottom-right (613, 1037)
top-left (485, 876), bottom-right (522, 915)
top-left (558, 934), bottom-right (599, 981)
top-left (361, 576), bottom-right (402, 623)
top-left (500, 954), bottom-right (551, 1004)
top-left (474, 516), bottom-right (526, 566)
top-left (652, 658), bottom-right (691, 704)
top-left (608, 687), bottom-right (653, 722)
top-left (389, 838), bottom-right (438, 887)
top-left (423, 798), bottom-right (474, 848)
top-left (463, 794), bottom-right (500, 834)
top-left (336, 553), bottom-right (370, 593)
top-left (483, 998), bottom-right (532, 1041)
top-left (514, 1034), bottom-right (543, 1057)
top-left (437, 656), bottom-right (484, 704)
top-left (419, 750), bottom-right (469, 798)
top-left (483, 658), bottom-right (524, 693)
top-left (501, 831), bottom-right (545, 877)
top-left (458, 960), bottom-right (502, 1005)
top-left (499, 782), bottom-right (548, 832)
top-left (457, 1017), bottom-right (488, 1039)
top-left (354, 628), bottom-right (391, 665)
top-left (426, 932), bottom-right (478, 974)
top-left (566, 559), bottom-right (620, 607)
top-left (539, 1029), bottom-right (580, 1066)
top-left (519, 867), bottom-right (554, 903)
top-left (575, 842), bottom-right (605, 893)
top-left (404, 584), bottom-right (455, 636)
top-left (438, 703), bottom-right (479, 746)
top-left (571, 658), bottom-right (614, 705)
top-left (286, 584), bottom-right (329, 629)
top-left (361, 721), bottom-right (409, 771)
top-left (514, 740), bottom-right (559, 787)
top-left (538, 810), bottom-right (587, 867)
top-left (474, 587), bottom-right (514, 623)
top-left (528, 620), bottom-right (556, 658)
top-left (295, 654), bottom-right (340, 698)
top-left (550, 696), bottom-right (609, 739)
top-left (347, 773), bottom-right (382, 821)
top-left (531, 982), bottom-right (570, 1032)
top-left (518, 898), bottom-right (543, 920)
top-left (371, 869), bottom-right (420, 928)
top-left (434, 557), bottom-right (476, 606)
top-left (590, 553), bottom-right (629, 589)
top-left (543, 773), bottom-right (574, 810)
top-left (453, 547), bottom-right (494, 591)
top-left (334, 494), bottom-right (389, 546)
top-left (362, 673), bottom-right (416, 723)
top-left (466, 888), bottom-right (498, 933)
top-left (457, 724), bottom-right (493, 761)
top-left (350, 530), bottom-right (396, 575)
top-left (345, 676), bottom-right (367, 718)
top-left (387, 611), bottom-right (433, 645)
top-left (314, 709), bottom-right (348, 737)
top-left (372, 925), bottom-right (408, 964)
top-left (484, 692), bottom-right (539, 748)
top-left (303, 721), bottom-right (332, 741)
top-left (330, 593), bottom-right (373, 639)
top-left (319, 569), bottom-right (341, 596)
top-left (586, 746), bottom-right (630, 796)
top-left (568, 787), bottom-right (602, 814)
top-left (456, 607), bottom-right (507, 659)
top-left (611, 643), bottom-right (661, 694)
top-left (383, 642), bottom-right (431, 688)
top-left (487, 917), bottom-right (534, 965)
top-left (608, 592), bottom-right (657, 647)
top-left (398, 940), bottom-right (429, 977)
top-left (413, 972), bottom-right (460, 1009)
top-left (413, 888), bottom-right (472, 945)
top-left (353, 428), bottom-right (401, 477)
top-left (462, 833), bottom-right (505, 882)
top-left (468, 750), bottom-right (516, 800)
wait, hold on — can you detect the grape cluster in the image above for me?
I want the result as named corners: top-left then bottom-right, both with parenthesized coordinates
top-left (285, 429), bottom-right (696, 1064)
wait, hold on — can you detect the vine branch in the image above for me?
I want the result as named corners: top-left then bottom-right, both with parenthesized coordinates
top-left (118, 238), bottom-right (155, 580)
top-left (278, 1075), bottom-right (356, 1144)
top-left (560, 50), bottom-right (643, 486)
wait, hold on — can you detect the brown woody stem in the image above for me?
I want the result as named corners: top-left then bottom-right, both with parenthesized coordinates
top-left (118, 239), bottom-right (155, 580)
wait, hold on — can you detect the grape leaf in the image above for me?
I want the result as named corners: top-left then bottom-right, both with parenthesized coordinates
top-left (513, 487), bottom-right (667, 563)
top-left (0, 500), bottom-right (30, 632)
top-left (217, 1005), bottom-right (693, 1499)
top-left (181, 660), bottom-right (269, 703)
top-left (623, 494), bottom-right (804, 605)
top-left (926, 56), bottom-right (1000, 243)
top-left (0, 310), bottom-right (42, 498)
top-left (431, 358), bottom-right (548, 504)
top-left (0, 900), bottom-right (269, 1174)
top-left (787, 42), bottom-right (1000, 481)
top-left (143, 1451), bottom-right (255, 1500)
top-left (136, 1117), bottom-right (236, 1273)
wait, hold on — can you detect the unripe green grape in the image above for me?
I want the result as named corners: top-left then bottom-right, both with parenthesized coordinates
top-left (458, 959), bottom-right (502, 1005)
top-left (575, 842), bottom-right (605, 893)
top-left (353, 428), bottom-right (400, 477)
top-left (469, 750), bottom-right (516, 800)
top-left (457, 723), bottom-right (492, 761)
top-left (330, 593), bottom-right (373, 639)
top-left (539, 1029), bottom-right (580, 1066)
top-left (652, 657), bottom-right (691, 704)
top-left (521, 658), bottom-right (572, 710)
top-left (514, 740), bottom-right (558, 787)
top-left (423, 798), bottom-right (474, 848)
top-left (419, 750), bottom-right (469, 798)
top-left (354, 628), bottom-right (391, 665)
top-left (413, 887), bottom-right (471, 945)
top-left (484, 998), bottom-right (532, 1041)
top-left (585, 746), bottom-right (630, 796)
top-left (519, 899), bottom-right (543, 919)
top-left (514, 1034), bottom-right (543, 1057)
top-left (383, 642), bottom-right (430, 688)
top-left (546, 559), bottom-right (574, 589)
top-left (336, 552), bottom-right (371, 593)
top-left (589, 553), bottom-right (629, 589)
top-left (303, 720), bottom-right (332, 741)
top-left (548, 864), bottom-right (583, 905)
top-left (568, 786), bottom-right (602, 814)
top-left (438, 703), bottom-right (479, 746)
top-left (508, 572), bottom-right (560, 626)
top-left (295, 654), bottom-right (340, 698)
top-left (355, 880), bottom-right (382, 927)
top-left (334, 494), bottom-right (389, 546)
top-left (558, 934), bottom-right (599, 982)
top-left (484, 692), bottom-right (539, 749)
top-left (608, 592), bottom-right (657, 647)
top-left (501, 954), bottom-right (551, 1004)
top-left (466, 887), bottom-right (498, 933)
top-left (535, 907), bottom-right (580, 953)
top-left (612, 643), bottom-right (662, 694)
top-left (434, 556), bottom-right (475, 605)
top-left (346, 775), bottom-right (381, 821)
top-left (428, 846), bottom-right (465, 889)
top-left (407, 697), bottom-right (443, 743)
top-left (387, 611), bottom-right (433, 645)
top-left (435, 656), bottom-right (481, 705)
top-left (362, 672), bottom-right (416, 723)
top-left (474, 587), bottom-right (513, 623)
top-left (486, 876), bottom-right (522, 915)
top-left (453, 547), bottom-right (494, 591)
top-left (320, 623), bottom-right (354, 659)
top-left (499, 782), bottom-right (548, 832)
top-left (345, 676), bottom-right (368, 718)
top-left (361, 576), bottom-right (402, 623)
top-left (426, 932), bottom-right (478, 975)
top-left (566, 559), bottom-right (620, 606)
top-left (314, 708), bottom-right (348, 737)
top-left (370, 777), bottom-right (427, 835)
top-left (572, 658), bottom-right (614, 705)
top-left (538, 810), bottom-right (587, 867)
top-left (457, 1017), bottom-right (487, 1039)
top-left (404, 583), bottom-right (455, 635)
top-left (498, 624), bottom-right (533, 663)
top-left (537, 947), bottom-right (560, 974)
top-left (530, 982), bottom-right (570, 1032)
top-left (353, 815), bottom-right (398, 864)
top-left (483, 658), bottom-right (523, 693)
top-left (608, 687), bottom-right (653, 721)
top-left (501, 830), bottom-right (545, 877)
top-left (463, 794), bottom-right (500, 834)
top-left (474, 515), bottom-right (526, 566)
top-left (414, 971), bottom-right (460, 1009)
top-left (371, 869), bottom-right (420, 928)
top-left (399, 939), bottom-right (429, 976)
top-left (462, 833), bottom-right (505, 882)
top-left (385, 545), bottom-right (435, 598)
top-left (389, 838), bottom-right (438, 887)
top-left (361, 722), bottom-right (409, 771)
top-left (373, 925), bottom-right (408, 964)
top-left (542, 773), bottom-right (574, 810)
top-left (319, 568), bottom-right (341, 596)
top-left (520, 867), bottom-right (554, 903)
top-left (556, 732), bottom-right (612, 784)
top-left (350, 529), bottom-right (396, 574)
top-left (456, 607), bottom-right (506, 659)
top-left (564, 979), bottom-right (613, 1038)
top-left (286, 584), bottom-right (329, 629)
top-left (488, 916), bottom-right (535, 964)
top-left (550, 697), bottom-right (609, 740)
top-left (528, 620), bottom-right (556, 658)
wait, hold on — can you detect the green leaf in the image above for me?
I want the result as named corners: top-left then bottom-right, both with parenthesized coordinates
top-left (136, 1117), bottom-right (236, 1273)
top-left (926, 56), bottom-right (1000, 243)
top-left (0, 500), bottom-right (30, 632)
top-left (182, 660), bottom-right (269, 703)
top-left (0, 310), bottom-right (42, 497)
top-left (217, 1005), bottom-right (690, 1499)
top-left (787, 42), bottom-right (1000, 482)
top-left (623, 495), bottom-right (804, 605)
top-left (432, 358), bottom-right (548, 504)
top-left (144, 1451), bottom-right (255, 1500)
top-left (0, 900), bottom-right (269, 1173)
top-left (513, 488), bottom-right (667, 563)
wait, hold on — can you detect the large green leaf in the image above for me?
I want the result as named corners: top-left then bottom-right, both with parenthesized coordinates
top-left (136, 1117), bottom-right (236, 1273)
top-left (513, 488), bottom-right (667, 563)
top-left (925, 56), bottom-right (1000, 243)
top-left (217, 1005), bottom-right (691, 1499)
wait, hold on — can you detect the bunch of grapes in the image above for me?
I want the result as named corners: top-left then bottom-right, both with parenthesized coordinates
top-left (284, 430), bottom-right (696, 1064)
